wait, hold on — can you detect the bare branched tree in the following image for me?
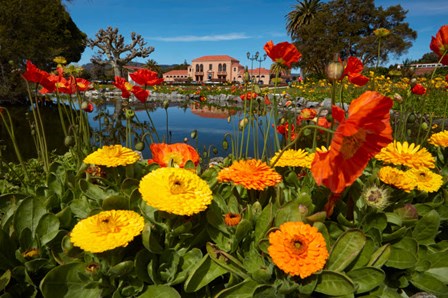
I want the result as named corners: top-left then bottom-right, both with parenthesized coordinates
top-left (88, 26), bottom-right (154, 77)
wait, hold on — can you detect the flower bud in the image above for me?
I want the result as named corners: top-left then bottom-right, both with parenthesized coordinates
top-left (190, 129), bottom-right (197, 139)
top-left (64, 135), bottom-right (75, 147)
top-left (374, 28), bottom-right (391, 38)
top-left (393, 93), bottom-right (403, 103)
top-left (421, 122), bottom-right (429, 131)
top-left (222, 139), bottom-right (229, 150)
top-left (134, 142), bottom-right (145, 151)
top-left (239, 118), bottom-right (249, 130)
top-left (394, 203), bottom-right (418, 220)
top-left (212, 147), bottom-right (218, 155)
top-left (326, 61), bottom-right (344, 81)
top-left (183, 137), bottom-right (188, 143)
top-left (125, 109), bottom-right (135, 119)
top-left (163, 100), bottom-right (170, 109)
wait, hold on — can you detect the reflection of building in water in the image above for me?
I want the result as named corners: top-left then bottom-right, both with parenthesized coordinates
top-left (190, 104), bottom-right (237, 119)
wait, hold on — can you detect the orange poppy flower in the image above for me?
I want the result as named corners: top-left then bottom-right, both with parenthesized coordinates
top-left (224, 213), bottom-right (241, 226)
top-left (240, 92), bottom-right (258, 100)
top-left (311, 91), bottom-right (393, 213)
top-left (148, 143), bottom-right (200, 168)
top-left (430, 25), bottom-right (448, 65)
top-left (76, 78), bottom-right (92, 91)
top-left (341, 57), bottom-right (369, 86)
top-left (22, 60), bottom-right (56, 92)
top-left (129, 69), bottom-right (164, 86)
top-left (264, 41), bottom-right (302, 68)
top-left (276, 122), bottom-right (296, 140)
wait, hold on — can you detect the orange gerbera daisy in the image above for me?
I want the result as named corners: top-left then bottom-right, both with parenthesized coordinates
top-left (264, 41), bottom-right (302, 68)
top-left (217, 159), bottom-right (282, 190)
top-left (311, 91), bottom-right (393, 215)
top-left (224, 213), bottom-right (242, 226)
top-left (430, 25), bottom-right (448, 65)
top-left (148, 143), bottom-right (200, 168)
top-left (268, 221), bottom-right (328, 279)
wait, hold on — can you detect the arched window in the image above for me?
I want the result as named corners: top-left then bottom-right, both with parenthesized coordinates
top-left (223, 64), bottom-right (227, 72)
top-left (200, 64), bottom-right (203, 72)
top-left (218, 64), bottom-right (222, 72)
top-left (196, 65), bottom-right (199, 72)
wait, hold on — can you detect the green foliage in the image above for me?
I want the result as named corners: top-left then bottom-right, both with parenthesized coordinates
top-left (0, 0), bottom-right (86, 101)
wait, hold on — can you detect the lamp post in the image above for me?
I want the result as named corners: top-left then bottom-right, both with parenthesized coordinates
top-left (247, 51), bottom-right (259, 83)
top-left (256, 53), bottom-right (267, 85)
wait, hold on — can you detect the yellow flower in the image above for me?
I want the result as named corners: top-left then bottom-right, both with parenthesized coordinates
top-left (70, 210), bottom-right (144, 253)
top-left (378, 166), bottom-right (416, 192)
top-left (217, 159), bottom-right (282, 190)
top-left (428, 130), bottom-right (448, 147)
top-left (139, 167), bottom-right (213, 216)
top-left (83, 145), bottom-right (140, 167)
top-left (271, 149), bottom-right (310, 168)
top-left (268, 222), bottom-right (328, 279)
top-left (375, 141), bottom-right (435, 169)
top-left (408, 168), bottom-right (443, 193)
top-left (374, 28), bottom-right (391, 38)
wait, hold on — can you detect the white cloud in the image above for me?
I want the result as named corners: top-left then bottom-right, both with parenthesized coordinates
top-left (149, 33), bottom-right (251, 42)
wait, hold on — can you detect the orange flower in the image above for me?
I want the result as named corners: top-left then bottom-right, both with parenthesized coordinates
top-left (240, 92), bottom-right (258, 100)
top-left (113, 76), bottom-right (132, 98)
top-left (341, 57), bottom-right (369, 86)
top-left (148, 143), bottom-right (200, 168)
top-left (131, 85), bottom-right (150, 103)
top-left (311, 91), bottom-right (393, 213)
top-left (430, 25), bottom-right (448, 65)
top-left (268, 222), bottom-right (328, 279)
top-left (224, 213), bottom-right (241, 226)
top-left (217, 159), bottom-right (282, 190)
top-left (129, 69), bottom-right (164, 86)
top-left (22, 60), bottom-right (56, 92)
top-left (298, 108), bottom-right (317, 121)
top-left (264, 41), bottom-right (302, 68)
top-left (276, 122), bottom-right (296, 140)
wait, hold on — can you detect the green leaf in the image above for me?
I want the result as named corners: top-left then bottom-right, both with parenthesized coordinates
top-left (347, 267), bottom-right (385, 294)
top-left (426, 267), bottom-right (448, 284)
top-left (215, 278), bottom-right (263, 298)
top-left (386, 237), bottom-right (418, 269)
top-left (184, 254), bottom-right (228, 293)
top-left (368, 244), bottom-right (391, 268)
top-left (137, 285), bottom-right (181, 298)
top-left (69, 198), bottom-right (93, 219)
top-left (47, 173), bottom-right (63, 198)
top-left (410, 272), bottom-right (448, 297)
top-left (274, 200), bottom-right (301, 226)
top-left (39, 263), bottom-right (102, 298)
top-left (254, 202), bottom-right (273, 243)
top-left (141, 223), bottom-right (164, 254)
top-left (385, 212), bottom-right (402, 226)
top-left (102, 195), bottom-right (129, 210)
top-left (78, 179), bottom-right (108, 202)
top-left (0, 270), bottom-right (11, 291)
top-left (109, 260), bottom-right (134, 277)
top-left (314, 270), bottom-right (355, 296)
top-left (351, 238), bottom-right (375, 270)
top-left (364, 212), bottom-right (387, 232)
top-left (412, 209), bottom-right (440, 245)
top-left (326, 230), bottom-right (366, 272)
top-left (13, 197), bottom-right (46, 238)
top-left (232, 219), bottom-right (253, 252)
top-left (36, 214), bottom-right (60, 246)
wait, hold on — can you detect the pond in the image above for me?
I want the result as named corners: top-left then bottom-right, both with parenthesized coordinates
top-left (1, 100), bottom-right (278, 163)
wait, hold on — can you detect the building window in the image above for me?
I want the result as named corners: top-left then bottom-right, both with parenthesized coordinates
top-left (218, 64), bottom-right (222, 72)
top-left (200, 64), bottom-right (203, 72)
top-left (223, 64), bottom-right (227, 72)
top-left (234, 67), bottom-right (236, 71)
top-left (209, 64), bottom-right (212, 71)
top-left (195, 65), bottom-right (199, 72)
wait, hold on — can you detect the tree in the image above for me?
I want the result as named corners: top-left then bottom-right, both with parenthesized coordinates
top-left (286, 0), bottom-right (322, 39)
top-left (88, 27), bottom-right (155, 78)
top-left (0, 0), bottom-right (86, 102)
top-left (288, 0), bottom-right (417, 76)
top-left (145, 59), bottom-right (162, 77)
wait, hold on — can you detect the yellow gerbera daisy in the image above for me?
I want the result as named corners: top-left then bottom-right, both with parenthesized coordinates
top-left (70, 210), bottom-right (144, 253)
top-left (268, 221), bottom-right (328, 279)
top-left (378, 166), bottom-right (416, 192)
top-left (83, 145), bottom-right (140, 167)
top-left (428, 130), bottom-right (448, 147)
top-left (139, 167), bottom-right (213, 216)
top-left (407, 168), bottom-right (443, 193)
top-left (375, 141), bottom-right (435, 169)
top-left (217, 159), bottom-right (282, 190)
top-left (271, 149), bottom-right (310, 168)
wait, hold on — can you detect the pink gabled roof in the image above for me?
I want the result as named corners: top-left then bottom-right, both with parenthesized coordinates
top-left (192, 55), bottom-right (240, 62)
top-left (163, 69), bottom-right (189, 76)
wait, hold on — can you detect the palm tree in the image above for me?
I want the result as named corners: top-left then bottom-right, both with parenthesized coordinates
top-left (145, 59), bottom-right (162, 77)
top-left (286, 0), bottom-right (322, 39)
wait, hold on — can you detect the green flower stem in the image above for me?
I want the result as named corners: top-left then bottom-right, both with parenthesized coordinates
top-left (144, 102), bottom-right (160, 143)
top-left (0, 108), bottom-right (29, 181)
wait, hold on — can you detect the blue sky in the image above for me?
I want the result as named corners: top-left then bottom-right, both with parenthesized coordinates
top-left (66, 0), bottom-right (448, 68)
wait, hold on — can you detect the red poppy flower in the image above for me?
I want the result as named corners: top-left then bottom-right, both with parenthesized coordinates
top-left (23, 60), bottom-right (56, 92)
top-left (316, 117), bottom-right (331, 133)
top-left (81, 102), bottom-right (94, 113)
top-left (113, 76), bottom-right (132, 98)
top-left (297, 108), bottom-right (317, 125)
top-left (341, 57), bottom-right (369, 86)
top-left (240, 92), bottom-right (258, 100)
top-left (131, 85), bottom-right (149, 103)
top-left (411, 83), bottom-right (426, 95)
top-left (129, 69), bottom-right (164, 86)
top-left (276, 122), bottom-right (297, 140)
top-left (148, 143), bottom-right (200, 168)
top-left (430, 25), bottom-right (448, 65)
top-left (264, 41), bottom-right (302, 68)
top-left (311, 91), bottom-right (393, 214)
top-left (264, 95), bottom-right (271, 105)
top-left (76, 78), bottom-right (92, 91)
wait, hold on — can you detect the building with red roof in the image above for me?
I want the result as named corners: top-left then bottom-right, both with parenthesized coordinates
top-left (187, 55), bottom-right (244, 83)
top-left (163, 69), bottom-right (189, 83)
